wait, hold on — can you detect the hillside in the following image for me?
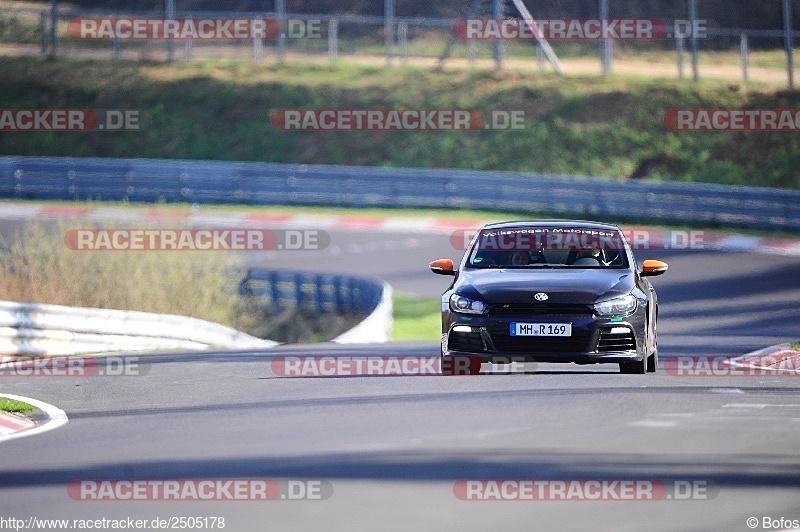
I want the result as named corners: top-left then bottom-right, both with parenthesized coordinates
top-left (1, 56), bottom-right (798, 189)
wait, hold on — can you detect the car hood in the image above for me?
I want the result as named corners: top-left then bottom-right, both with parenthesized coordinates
top-left (456, 268), bottom-right (635, 305)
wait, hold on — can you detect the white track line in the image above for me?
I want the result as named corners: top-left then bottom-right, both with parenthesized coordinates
top-left (0, 393), bottom-right (68, 443)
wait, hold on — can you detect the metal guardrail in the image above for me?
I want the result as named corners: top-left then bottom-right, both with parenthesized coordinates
top-left (239, 270), bottom-right (393, 344)
top-left (0, 267), bottom-right (393, 356)
top-left (1, 156), bottom-right (799, 231)
top-left (0, 299), bottom-right (276, 356)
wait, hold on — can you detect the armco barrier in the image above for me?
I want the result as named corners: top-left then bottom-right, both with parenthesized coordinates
top-left (0, 268), bottom-right (392, 356)
top-left (1, 157), bottom-right (799, 231)
top-left (239, 270), bottom-right (393, 344)
top-left (0, 299), bottom-right (276, 356)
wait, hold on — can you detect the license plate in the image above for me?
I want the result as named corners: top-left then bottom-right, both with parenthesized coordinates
top-left (510, 323), bottom-right (572, 337)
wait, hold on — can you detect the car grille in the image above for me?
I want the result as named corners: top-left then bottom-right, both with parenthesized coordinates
top-left (448, 331), bottom-right (485, 353)
top-left (597, 329), bottom-right (636, 352)
top-left (488, 304), bottom-right (594, 318)
top-left (489, 330), bottom-right (590, 353)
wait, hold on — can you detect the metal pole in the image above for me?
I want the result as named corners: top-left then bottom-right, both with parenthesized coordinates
top-left (492, 0), bottom-right (503, 69)
top-left (676, 35), bottom-right (684, 79)
top-left (536, 42), bottom-right (544, 69)
top-left (784, 0), bottom-right (794, 89)
top-left (385, 0), bottom-right (395, 67)
top-left (39, 11), bottom-right (47, 55)
top-left (276, 0), bottom-right (286, 64)
top-left (328, 19), bottom-right (338, 63)
top-left (467, 39), bottom-right (477, 66)
top-left (600, 0), bottom-right (610, 75)
top-left (740, 33), bottom-right (748, 82)
top-left (49, 0), bottom-right (57, 58)
top-left (165, 0), bottom-right (174, 62)
top-left (253, 35), bottom-right (263, 62)
top-left (689, 0), bottom-right (699, 81)
top-left (399, 22), bottom-right (408, 64)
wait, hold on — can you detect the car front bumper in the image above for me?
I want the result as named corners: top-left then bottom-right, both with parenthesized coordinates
top-left (442, 309), bottom-right (647, 364)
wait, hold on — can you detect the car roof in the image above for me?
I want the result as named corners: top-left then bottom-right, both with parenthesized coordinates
top-left (480, 220), bottom-right (621, 231)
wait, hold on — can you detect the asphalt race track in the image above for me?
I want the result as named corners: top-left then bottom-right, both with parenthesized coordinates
top-left (1, 225), bottom-right (800, 531)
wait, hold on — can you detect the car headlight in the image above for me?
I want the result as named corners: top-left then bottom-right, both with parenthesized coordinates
top-left (594, 294), bottom-right (637, 316)
top-left (449, 294), bottom-right (487, 315)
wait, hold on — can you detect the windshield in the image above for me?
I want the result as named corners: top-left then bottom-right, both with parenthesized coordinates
top-left (466, 227), bottom-right (629, 269)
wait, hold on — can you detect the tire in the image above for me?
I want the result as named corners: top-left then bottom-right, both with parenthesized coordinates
top-left (619, 355), bottom-right (646, 374)
top-left (441, 354), bottom-right (482, 376)
top-left (646, 348), bottom-right (658, 373)
top-left (646, 310), bottom-right (658, 373)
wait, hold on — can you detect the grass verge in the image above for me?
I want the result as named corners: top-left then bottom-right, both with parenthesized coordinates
top-left (392, 293), bottom-right (441, 342)
top-left (0, 221), bottom-right (361, 343)
top-left (0, 57), bottom-right (798, 189)
top-left (0, 398), bottom-right (36, 414)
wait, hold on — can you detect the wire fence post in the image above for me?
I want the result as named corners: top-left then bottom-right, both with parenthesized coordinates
top-left (599, 0), bottom-right (611, 76)
top-left (492, 0), bottom-right (503, 69)
top-left (467, 38), bottom-right (477, 66)
top-left (784, 0), bottom-right (795, 89)
top-left (398, 22), bottom-right (408, 64)
top-left (253, 36), bottom-right (263, 62)
top-left (689, 0), bottom-right (699, 81)
top-left (328, 19), bottom-right (338, 63)
top-left (48, 0), bottom-right (57, 58)
top-left (740, 33), bottom-right (748, 82)
top-left (275, 0), bottom-right (286, 64)
top-left (385, 0), bottom-right (395, 67)
top-left (39, 11), bottom-right (47, 55)
top-left (676, 35), bottom-right (684, 79)
top-left (165, 0), bottom-right (175, 63)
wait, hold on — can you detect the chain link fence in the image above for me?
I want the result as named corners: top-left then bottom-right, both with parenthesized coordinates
top-left (0, 1), bottom-right (797, 85)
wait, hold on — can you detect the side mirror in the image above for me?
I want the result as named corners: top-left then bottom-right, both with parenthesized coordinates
top-left (641, 259), bottom-right (668, 277)
top-left (429, 258), bottom-right (456, 276)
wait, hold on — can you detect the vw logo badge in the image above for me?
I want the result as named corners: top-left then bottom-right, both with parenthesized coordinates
top-left (534, 292), bottom-right (548, 301)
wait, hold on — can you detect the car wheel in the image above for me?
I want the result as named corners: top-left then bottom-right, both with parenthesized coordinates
top-left (646, 320), bottom-right (658, 373)
top-left (619, 354), bottom-right (646, 374)
top-left (441, 354), bottom-right (482, 376)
